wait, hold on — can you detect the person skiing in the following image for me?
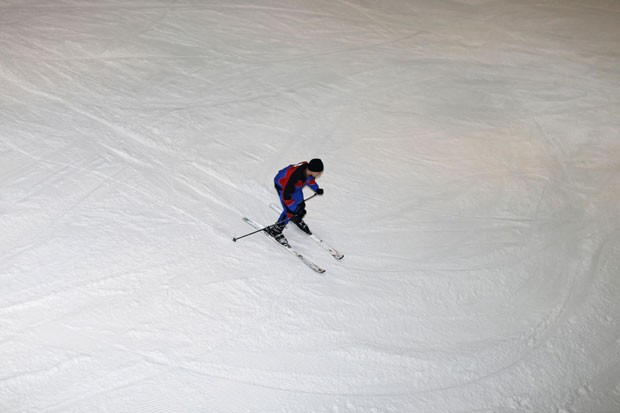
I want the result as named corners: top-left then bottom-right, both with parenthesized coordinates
top-left (266, 158), bottom-right (324, 244)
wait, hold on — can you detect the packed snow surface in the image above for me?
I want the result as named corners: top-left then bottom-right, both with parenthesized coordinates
top-left (2, 1), bottom-right (620, 412)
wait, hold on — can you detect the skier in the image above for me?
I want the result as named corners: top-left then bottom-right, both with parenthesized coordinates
top-left (266, 158), bottom-right (324, 244)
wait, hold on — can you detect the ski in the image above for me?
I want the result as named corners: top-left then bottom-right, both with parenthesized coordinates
top-left (308, 233), bottom-right (344, 260)
top-left (270, 204), bottom-right (344, 260)
top-left (242, 217), bottom-right (326, 274)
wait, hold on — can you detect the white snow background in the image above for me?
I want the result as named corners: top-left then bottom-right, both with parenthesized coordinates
top-left (2, 1), bottom-right (620, 412)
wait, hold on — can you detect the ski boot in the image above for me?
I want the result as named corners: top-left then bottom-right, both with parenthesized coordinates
top-left (293, 219), bottom-right (312, 235)
top-left (265, 223), bottom-right (288, 245)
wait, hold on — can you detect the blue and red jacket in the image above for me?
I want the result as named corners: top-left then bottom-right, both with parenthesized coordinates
top-left (274, 162), bottom-right (320, 219)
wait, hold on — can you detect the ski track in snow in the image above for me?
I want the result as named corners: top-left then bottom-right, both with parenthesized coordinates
top-left (2, 1), bottom-right (620, 412)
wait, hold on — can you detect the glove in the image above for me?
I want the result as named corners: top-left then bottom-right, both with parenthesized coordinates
top-left (316, 188), bottom-right (324, 195)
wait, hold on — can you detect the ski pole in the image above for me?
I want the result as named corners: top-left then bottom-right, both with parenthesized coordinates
top-left (232, 193), bottom-right (318, 242)
top-left (232, 217), bottom-right (288, 242)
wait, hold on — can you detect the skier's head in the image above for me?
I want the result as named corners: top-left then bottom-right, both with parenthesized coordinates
top-left (308, 158), bottom-right (324, 176)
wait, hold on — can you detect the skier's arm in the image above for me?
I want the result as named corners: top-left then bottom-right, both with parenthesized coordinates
top-left (280, 168), bottom-right (304, 210)
top-left (281, 181), bottom-right (296, 202)
top-left (307, 177), bottom-right (319, 193)
top-left (278, 186), bottom-right (298, 221)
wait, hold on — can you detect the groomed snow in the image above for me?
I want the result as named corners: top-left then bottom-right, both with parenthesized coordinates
top-left (1, 1), bottom-right (619, 412)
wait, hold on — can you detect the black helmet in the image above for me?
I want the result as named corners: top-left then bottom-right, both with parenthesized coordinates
top-left (308, 158), bottom-right (324, 172)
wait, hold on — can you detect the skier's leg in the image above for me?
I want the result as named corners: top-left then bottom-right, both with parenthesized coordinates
top-left (275, 184), bottom-right (290, 227)
top-left (266, 185), bottom-right (289, 244)
top-left (290, 203), bottom-right (311, 235)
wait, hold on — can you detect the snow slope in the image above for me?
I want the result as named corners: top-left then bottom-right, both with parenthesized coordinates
top-left (1, 0), bottom-right (620, 411)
